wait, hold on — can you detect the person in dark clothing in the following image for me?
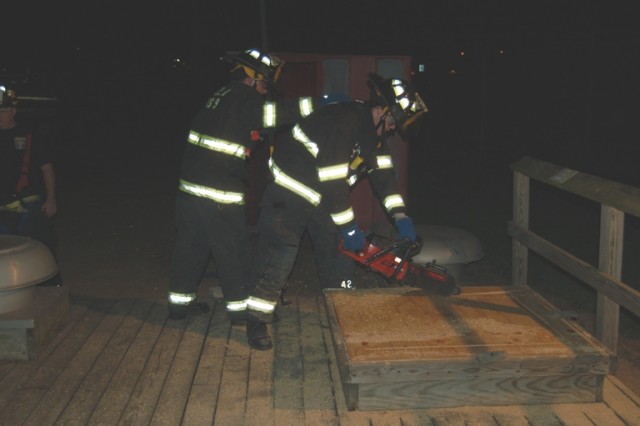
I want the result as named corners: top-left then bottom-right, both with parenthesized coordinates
top-left (247, 74), bottom-right (428, 323)
top-left (0, 84), bottom-right (61, 286)
top-left (167, 49), bottom-right (318, 350)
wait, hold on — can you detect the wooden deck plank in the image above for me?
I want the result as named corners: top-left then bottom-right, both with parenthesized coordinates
top-left (118, 308), bottom-right (187, 425)
top-left (0, 298), bottom-right (115, 425)
top-left (87, 301), bottom-right (169, 425)
top-left (182, 299), bottom-right (231, 426)
top-left (55, 299), bottom-right (153, 424)
top-left (0, 292), bottom-right (637, 425)
top-left (244, 333), bottom-right (276, 426)
top-left (298, 294), bottom-right (339, 425)
top-left (0, 301), bottom-right (91, 411)
top-left (602, 375), bottom-right (640, 426)
top-left (151, 302), bottom-right (214, 425)
top-left (23, 298), bottom-right (137, 424)
top-left (273, 294), bottom-right (306, 425)
top-left (213, 324), bottom-right (250, 426)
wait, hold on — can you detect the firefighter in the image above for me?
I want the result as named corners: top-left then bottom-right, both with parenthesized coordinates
top-left (247, 73), bottom-right (428, 323)
top-left (0, 85), bottom-right (61, 286)
top-left (168, 48), bottom-right (317, 350)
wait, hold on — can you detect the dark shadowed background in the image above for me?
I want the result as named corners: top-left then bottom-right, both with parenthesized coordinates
top-left (4, 0), bottom-right (640, 394)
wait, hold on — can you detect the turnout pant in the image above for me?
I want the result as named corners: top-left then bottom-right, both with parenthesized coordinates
top-left (250, 184), bottom-right (354, 316)
top-left (169, 192), bottom-right (252, 315)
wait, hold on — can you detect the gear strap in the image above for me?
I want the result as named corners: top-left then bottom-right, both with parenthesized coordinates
top-left (15, 133), bottom-right (32, 193)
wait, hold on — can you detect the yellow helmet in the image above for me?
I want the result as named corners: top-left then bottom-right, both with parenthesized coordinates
top-left (222, 48), bottom-right (283, 83)
top-left (367, 73), bottom-right (428, 138)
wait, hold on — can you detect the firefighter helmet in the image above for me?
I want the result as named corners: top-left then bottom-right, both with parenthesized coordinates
top-left (367, 73), bottom-right (428, 138)
top-left (222, 48), bottom-right (283, 83)
top-left (0, 85), bottom-right (17, 110)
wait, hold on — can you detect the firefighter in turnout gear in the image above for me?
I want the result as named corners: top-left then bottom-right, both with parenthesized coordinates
top-left (0, 85), bottom-right (61, 286)
top-left (247, 74), bottom-right (428, 323)
top-left (168, 49), bottom-right (317, 350)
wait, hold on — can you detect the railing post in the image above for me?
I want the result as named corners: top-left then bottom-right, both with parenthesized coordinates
top-left (512, 171), bottom-right (530, 287)
top-left (596, 205), bottom-right (624, 351)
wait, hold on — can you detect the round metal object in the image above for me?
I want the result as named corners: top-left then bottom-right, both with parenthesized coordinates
top-left (412, 224), bottom-right (484, 281)
top-left (0, 235), bottom-right (58, 313)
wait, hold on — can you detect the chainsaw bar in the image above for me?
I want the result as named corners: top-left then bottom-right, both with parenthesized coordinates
top-left (339, 235), bottom-right (461, 296)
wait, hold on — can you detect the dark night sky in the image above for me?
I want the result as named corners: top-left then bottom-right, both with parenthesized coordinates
top-left (5, 0), bottom-right (639, 185)
top-left (6, 1), bottom-right (637, 65)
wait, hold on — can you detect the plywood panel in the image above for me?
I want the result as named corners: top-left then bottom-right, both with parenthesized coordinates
top-left (324, 286), bottom-right (613, 410)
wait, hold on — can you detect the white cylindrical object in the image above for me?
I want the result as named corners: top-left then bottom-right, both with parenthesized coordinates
top-left (0, 235), bottom-right (58, 313)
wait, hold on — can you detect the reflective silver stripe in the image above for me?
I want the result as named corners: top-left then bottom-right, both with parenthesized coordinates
top-left (331, 207), bottom-right (355, 226)
top-left (318, 163), bottom-right (349, 182)
top-left (263, 102), bottom-right (276, 127)
top-left (269, 159), bottom-right (321, 206)
top-left (179, 179), bottom-right (245, 205)
top-left (168, 292), bottom-right (196, 305)
top-left (247, 296), bottom-right (276, 313)
top-left (226, 300), bottom-right (248, 312)
top-left (299, 97), bottom-right (314, 117)
top-left (347, 174), bottom-right (359, 187)
top-left (292, 124), bottom-right (318, 157)
top-left (384, 194), bottom-right (405, 211)
top-left (188, 131), bottom-right (245, 159)
top-left (376, 155), bottom-right (393, 169)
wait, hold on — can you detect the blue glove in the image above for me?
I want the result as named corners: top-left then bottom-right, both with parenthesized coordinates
top-left (341, 223), bottom-right (365, 252)
top-left (395, 216), bottom-right (416, 241)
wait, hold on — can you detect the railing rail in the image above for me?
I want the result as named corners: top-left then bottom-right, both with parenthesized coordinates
top-left (509, 156), bottom-right (640, 352)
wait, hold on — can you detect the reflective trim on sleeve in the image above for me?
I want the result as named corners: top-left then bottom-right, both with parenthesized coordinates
top-left (168, 292), bottom-right (196, 305)
top-left (247, 296), bottom-right (277, 313)
top-left (269, 159), bottom-right (322, 206)
top-left (331, 207), bottom-right (355, 226)
top-left (226, 299), bottom-right (248, 312)
top-left (179, 179), bottom-right (245, 205)
top-left (299, 97), bottom-right (314, 117)
top-left (383, 194), bottom-right (406, 211)
top-left (318, 163), bottom-right (349, 182)
top-left (376, 155), bottom-right (393, 169)
top-left (263, 102), bottom-right (277, 127)
top-left (188, 131), bottom-right (246, 159)
top-left (292, 124), bottom-right (318, 157)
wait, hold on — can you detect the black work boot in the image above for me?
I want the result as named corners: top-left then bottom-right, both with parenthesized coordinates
top-left (246, 319), bottom-right (273, 350)
top-left (168, 302), bottom-right (211, 320)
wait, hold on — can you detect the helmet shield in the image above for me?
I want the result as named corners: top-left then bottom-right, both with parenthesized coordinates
top-left (367, 73), bottom-right (428, 140)
top-left (222, 49), bottom-right (283, 83)
top-left (0, 85), bottom-right (17, 110)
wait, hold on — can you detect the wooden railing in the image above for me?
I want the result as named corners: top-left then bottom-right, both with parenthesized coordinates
top-left (509, 156), bottom-right (640, 353)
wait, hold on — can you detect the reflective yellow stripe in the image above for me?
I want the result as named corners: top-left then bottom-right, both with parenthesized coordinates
top-left (168, 292), bottom-right (196, 305)
top-left (179, 179), bottom-right (245, 205)
top-left (318, 163), bottom-right (349, 182)
top-left (376, 155), bottom-right (393, 169)
top-left (0, 194), bottom-right (41, 212)
top-left (292, 124), bottom-right (318, 157)
top-left (384, 194), bottom-right (405, 211)
top-left (188, 131), bottom-right (245, 159)
top-left (331, 207), bottom-right (355, 226)
top-left (226, 299), bottom-right (248, 312)
top-left (263, 102), bottom-right (276, 127)
top-left (269, 159), bottom-right (321, 206)
top-left (299, 97), bottom-right (314, 117)
top-left (247, 296), bottom-right (276, 313)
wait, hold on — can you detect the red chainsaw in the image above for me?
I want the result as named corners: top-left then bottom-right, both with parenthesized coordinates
top-left (338, 234), bottom-right (461, 296)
